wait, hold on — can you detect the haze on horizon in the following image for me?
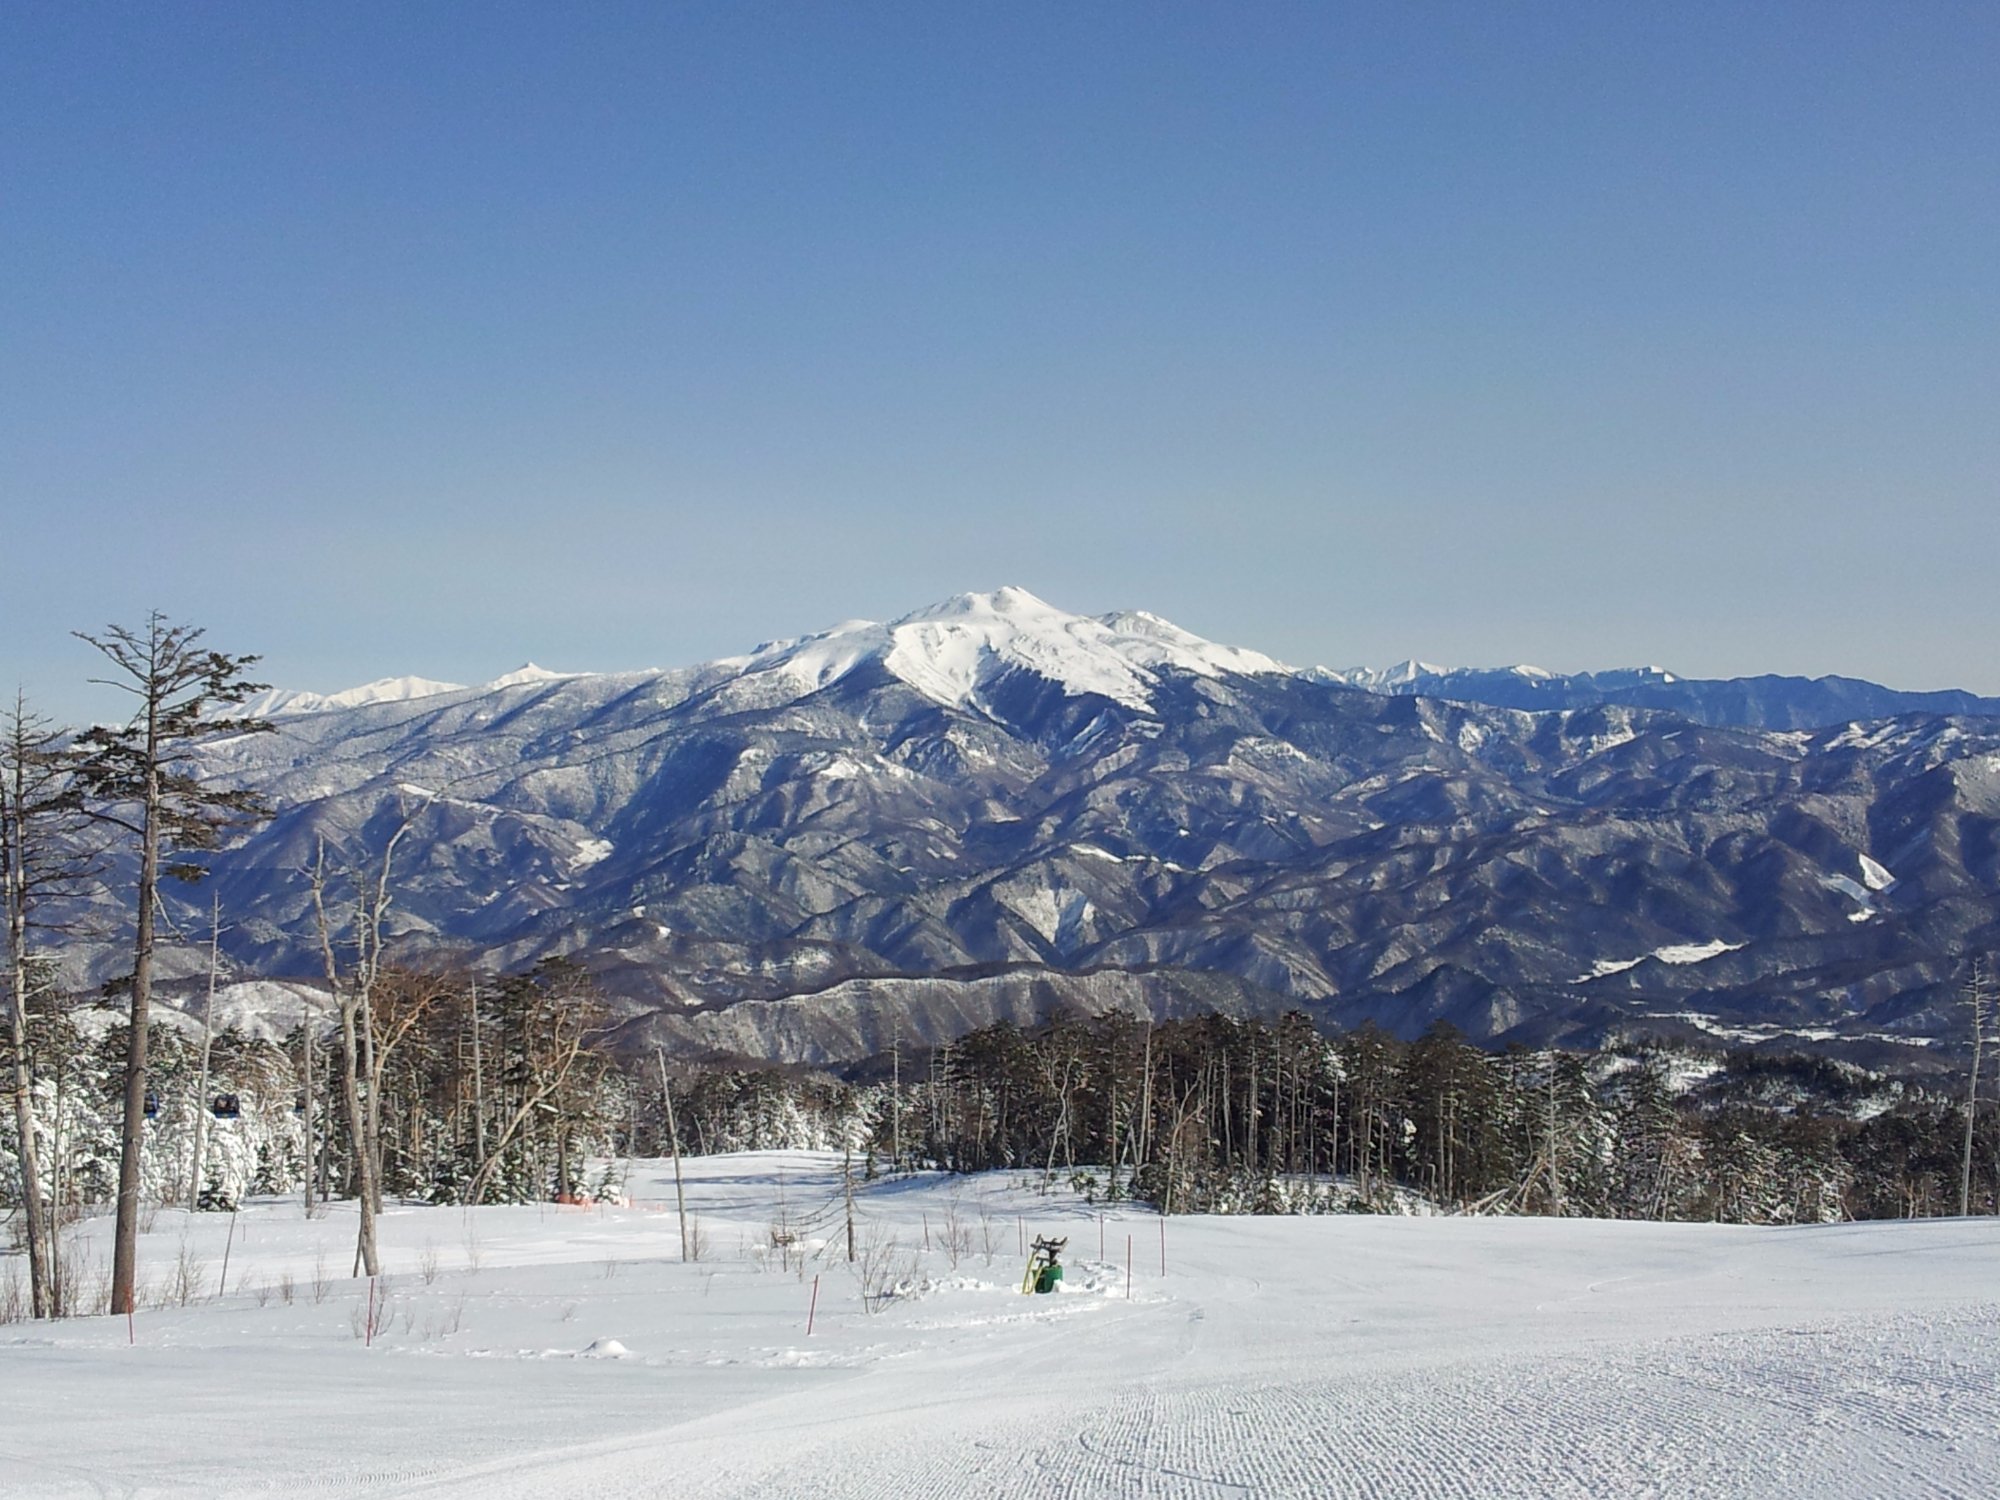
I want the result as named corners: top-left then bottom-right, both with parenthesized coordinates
top-left (3, 3), bottom-right (1996, 723)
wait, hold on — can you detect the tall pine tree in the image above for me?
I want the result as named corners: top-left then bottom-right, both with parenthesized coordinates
top-left (72, 614), bottom-right (271, 1315)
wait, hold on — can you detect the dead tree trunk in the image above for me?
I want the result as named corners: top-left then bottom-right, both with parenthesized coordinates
top-left (2, 695), bottom-right (63, 1319)
top-left (1963, 957), bottom-right (1991, 1217)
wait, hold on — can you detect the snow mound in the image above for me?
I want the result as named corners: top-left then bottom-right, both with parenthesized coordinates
top-left (581, 1338), bottom-right (630, 1358)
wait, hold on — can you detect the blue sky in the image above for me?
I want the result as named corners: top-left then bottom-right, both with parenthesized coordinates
top-left (4, 3), bottom-right (1996, 718)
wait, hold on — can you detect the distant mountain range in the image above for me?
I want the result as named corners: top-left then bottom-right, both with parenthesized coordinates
top-left (244, 622), bottom-right (2000, 736)
top-left (80, 587), bottom-right (2000, 1067)
top-left (1316, 661), bottom-right (2000, 731)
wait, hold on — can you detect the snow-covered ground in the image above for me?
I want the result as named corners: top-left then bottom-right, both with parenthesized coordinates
top-left (4, 1153), bottom-right (1997, 1498)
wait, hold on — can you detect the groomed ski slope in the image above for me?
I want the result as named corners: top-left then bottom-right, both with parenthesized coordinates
top-left (3, 1152), bottom-right (1996, 1498)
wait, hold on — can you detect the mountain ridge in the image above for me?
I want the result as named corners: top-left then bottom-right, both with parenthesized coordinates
top-left (67, 588), bottom-right (2000, 1067)
top-left (250, 587), bottom-right (2000, 732)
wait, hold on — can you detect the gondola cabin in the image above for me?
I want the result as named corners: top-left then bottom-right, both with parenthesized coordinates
top-left (211, 1093), bottom-right (241, 1119)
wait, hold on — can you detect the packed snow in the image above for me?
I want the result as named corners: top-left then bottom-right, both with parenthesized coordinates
top-left (4, 1152), bottom-right (1996, 1498)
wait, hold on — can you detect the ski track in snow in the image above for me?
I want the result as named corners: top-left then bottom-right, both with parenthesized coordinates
top-left (3, 1154), bottom-right (1997, 1499)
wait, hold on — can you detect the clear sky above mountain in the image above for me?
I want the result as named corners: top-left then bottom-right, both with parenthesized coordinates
top-left (4, 3), bottom-right (1995, 721)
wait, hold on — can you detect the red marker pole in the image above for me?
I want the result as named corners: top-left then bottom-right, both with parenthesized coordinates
top-left (1125, 1235), bottom-right (1133, 1300)
top-left (806, 1273), bottom-right (821, 1337)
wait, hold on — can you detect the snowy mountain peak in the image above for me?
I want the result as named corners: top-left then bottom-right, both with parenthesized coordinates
top-left (486, 663), bottom-right (582, 690)
top-left (720, 588), bottom-right (1287, 715)
top-left (890, 584), bottom-right (1057, 625)
top-left (1318, 659), bottom-right (1451, 691)
top-left (881, 588), bottom-right (1288, 712)
top-left (244, 676), bottom-right (467, 718)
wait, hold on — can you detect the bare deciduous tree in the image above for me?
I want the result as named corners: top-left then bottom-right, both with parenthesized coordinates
top-left (2, 693), bottom-right (92, 1319)
top-left (308, 807), bottom-right (430, 1278)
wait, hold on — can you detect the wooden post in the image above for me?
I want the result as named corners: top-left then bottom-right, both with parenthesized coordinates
top-left (806, 1273), bottom-right (820, 1337)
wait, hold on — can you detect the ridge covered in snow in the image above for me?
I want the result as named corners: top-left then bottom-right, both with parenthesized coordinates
top-left (244, 675), bottom-right (468, 718)
top-left (258, 588), bottom-right (1292, 720)
top-left (242, 587), bottom-right (2000, 732)
top-left (485, 663), bottom-right (582, 690)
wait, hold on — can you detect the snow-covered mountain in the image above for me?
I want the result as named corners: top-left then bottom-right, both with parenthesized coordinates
top-left (1319, 661), bottom-right (2000, 729)
top-left (69, 587), bottom-right (2000, 1065)
top-left (580, 586), bottom-right (1289, 718)
top-left (254, 595), bottom-right (2000, 734)
top-left (243, 675), bottom-right (469, 718)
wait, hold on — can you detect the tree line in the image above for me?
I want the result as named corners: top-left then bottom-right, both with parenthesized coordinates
top-left (9, 996), bottom-right (1995, 1296)
top-left (869, 1011), bottom-right (1994, 1224)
